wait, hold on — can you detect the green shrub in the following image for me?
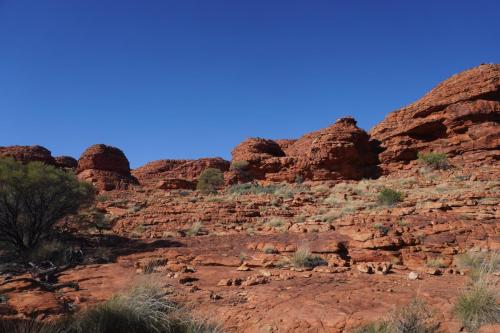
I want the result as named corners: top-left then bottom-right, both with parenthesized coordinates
top-left (229, 160), bottom-right (249, 171)
top-left (453, 282), bottom-right (500, 332)
top-left (377, 188), bottom-right (403, 206)
top-left (197, 168), bottom-right (224, 195)
top-left (417, 152), bottom-right (448, 170)
top-left (291, 247), bottom-right (327, 268)
top-left (0, 159), bottom-right (95, 251)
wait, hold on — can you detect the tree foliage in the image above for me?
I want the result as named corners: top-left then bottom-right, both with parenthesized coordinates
top-left (0, 159), bottom-right (94, 250)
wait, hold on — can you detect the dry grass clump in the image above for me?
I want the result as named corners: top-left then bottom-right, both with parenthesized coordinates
top-left (291, 247), bottom-right (327, 268)
top-left (186, 222), bottom-right (203, 236)
top-left (456, 251), bottom-right (500, 281)
top-left (353, 299), bottom-right (438, 333)
top-left (353, 321), bottom-right (390, 333)
top-left (453, 254), bottom-right (500, 332)
top-left (0, 284), bottom-right (223, 333)
top-left (425, 258), bottom-right (447, 269)
top-left (266, 217), bottom-right (284, 228)
top-left (377, 188), bottom-right (403, 207)
top-left (454, 282), bottom-right (500, 332)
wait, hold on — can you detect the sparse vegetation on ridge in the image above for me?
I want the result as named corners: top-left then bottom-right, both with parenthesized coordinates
top-left (417, 152), bottom-right (449, 170)
top-left (229, 160), bottom-right (249, 171)
top-left (197, 168), bottom-right (224, 195)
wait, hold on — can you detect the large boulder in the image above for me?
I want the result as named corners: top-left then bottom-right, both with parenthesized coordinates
top-left (132, 157), bottom-right (229, 189)
top-left (0, 145), bottom-right (56, 165)
top-left (228, 117), bottom-right (379, 183)
top-left (371, 64), bottom-right (500, 173)
top-left (77, 144), bottom-right (131, 175)
top-left (230, 138), bottom-right (290, 181)
top-left (77, 144), bottom-right (138, 191)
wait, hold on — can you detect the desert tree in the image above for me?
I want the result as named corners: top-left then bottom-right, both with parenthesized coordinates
top-left (0, 158), bottom-right (94, 251)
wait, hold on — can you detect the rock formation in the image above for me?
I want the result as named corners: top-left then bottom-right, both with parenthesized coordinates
top-left (76, 144), bottom-right (138, 191)
top-left (54, 156), bottom-right (78, 169)
top-left (2, 64), bottom-right (500, 333)
top-left (229, 117), bottom-right (379, 183)
top-left (371, 64), bottom-right (500, 173)
top-left (0, 145), bottom-right (56, 165)
top-left (133, 157), bottom-right (229, 189)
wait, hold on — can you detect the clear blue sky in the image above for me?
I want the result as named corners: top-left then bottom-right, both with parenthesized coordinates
top-left (1, 1), bottom-right (499, 168)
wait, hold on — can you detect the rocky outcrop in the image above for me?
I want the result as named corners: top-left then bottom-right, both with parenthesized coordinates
top-left (286, 117), bottom-right (379, 180)
top-left (133, 157), bottom-right (229, 189)
top-left (228, 117), bottom-right (379, 183)
top-left (77, 144), bottom-right (138, 191)
top-left (54, 156), bottom-right (78, 169)
top-left (155, 178), bottom-right (196, 190)
top-left (371, 64), bottom-right (500, 173)
top-left (0, 145), bottom-right (56, 165)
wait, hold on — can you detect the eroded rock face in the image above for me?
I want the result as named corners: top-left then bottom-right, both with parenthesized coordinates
top-left (54, 156), bottom-right (78, 169)
top-left (132, 157), bottom-right (229, 189)
top-left (77, 144), bottom-right (138, 191)
top-left (229, 117), bottom-right (379, 183)
top-left (0, 145), bottom-right (56, 165)
top-left (287, 117), bottom-right (379, 181)
top-left (371, 64), bottom-right (500, 173)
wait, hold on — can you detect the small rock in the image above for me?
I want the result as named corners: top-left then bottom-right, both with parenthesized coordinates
top-left (425, 268), bottom-right (442, 275)
top-left (408, 271), bottom-right (419, 280)
top-left (357, 263), bottom-right (373, 274)
top-left (237, 264), bottom-right (251, 271)
top-left (217, 278), bottom-right (233, 286)
top-left (259, 270), bottom-right (272, 277)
